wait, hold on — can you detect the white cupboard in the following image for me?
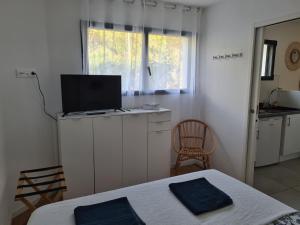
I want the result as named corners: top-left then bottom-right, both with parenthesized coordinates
top-left (122, 114), bottom-right (148, 187)
top-left (93, 116), bottom-right (122, 193)
top-left (255, 117), bottom-right (282, 167)
top-left (58, 109), bottom-right (171, 199)
top-left (282, 114), bottom-right (300, 155)
top-left (58, 117), bottom-right (94, 199)
top-left (148, 130), bottom-right (171, 181)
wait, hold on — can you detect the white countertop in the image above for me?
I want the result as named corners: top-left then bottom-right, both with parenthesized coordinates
top-left (57, 108), bottom-right (171, 120)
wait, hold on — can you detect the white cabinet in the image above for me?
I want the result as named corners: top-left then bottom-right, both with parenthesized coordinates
top-left (58, 118), bottom-right (94, 198)
top-left (255, 117), bottom-right (282, 167)
top-left (123, 114), bottom-right (148, 187)
top-left (147, 112), bottom-right (171, 181)
top-left (58, 109), bottom-right (171, 199)
top-left (282, 114), bottom-right (300, 155)
top-left (94, 116), bottom-right (122, 193)
top-left (148, 130), bottom-right (171, 181)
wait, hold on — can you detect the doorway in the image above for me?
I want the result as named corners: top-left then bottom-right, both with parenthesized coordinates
top-left (247, 18), bottom-right (300, 210)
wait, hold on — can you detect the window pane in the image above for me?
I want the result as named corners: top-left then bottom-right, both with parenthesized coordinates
top-left (148, 34), bottom-right (189, 91)
top-left (261, 44), bottom-right (268, 77)
top-left (88, 28), bottom-right (143, 92)
top-left (261, 40), bottom-right (277, 80)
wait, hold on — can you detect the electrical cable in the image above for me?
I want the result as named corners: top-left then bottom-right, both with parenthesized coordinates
top-left (32, 72), bottom-right (57, 121)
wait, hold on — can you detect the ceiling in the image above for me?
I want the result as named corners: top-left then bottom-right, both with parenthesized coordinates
top-left (161, 0), bottom-right (224, 7)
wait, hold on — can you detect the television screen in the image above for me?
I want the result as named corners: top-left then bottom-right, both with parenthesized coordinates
top-left (61, 75), bottom-right (122, 114)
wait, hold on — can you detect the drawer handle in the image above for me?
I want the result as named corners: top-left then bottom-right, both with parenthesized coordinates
top-left (155, 131), bottom-right (163, 134)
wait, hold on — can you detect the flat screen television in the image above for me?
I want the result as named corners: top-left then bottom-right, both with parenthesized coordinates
top-left (61, 75), bottom-right (122, 114)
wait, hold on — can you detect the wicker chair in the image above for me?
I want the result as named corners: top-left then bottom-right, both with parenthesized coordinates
top-left (172, 119), bottom-right (217, 172)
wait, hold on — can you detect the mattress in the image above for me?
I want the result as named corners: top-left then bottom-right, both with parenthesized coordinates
top-left (27, 169), bottom-right (296, 225)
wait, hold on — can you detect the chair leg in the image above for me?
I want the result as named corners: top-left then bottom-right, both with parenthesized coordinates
top-left (174, 155), bottom-right (182, 175)
top-left (204, 156), bottom-right (211, 169)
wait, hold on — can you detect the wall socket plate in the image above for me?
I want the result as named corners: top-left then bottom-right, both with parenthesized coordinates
top-left (16, 69), bottom-right (37, 78)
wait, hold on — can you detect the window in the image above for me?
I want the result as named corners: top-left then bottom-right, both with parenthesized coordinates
top-left (86, 24), bottom-right (195, 95)
top-left (261, 40), bottom-right (277, 81)
top-left (88, 28), bottom-right (143, 93)
top-left (148, 33), bottom-right (190, 91)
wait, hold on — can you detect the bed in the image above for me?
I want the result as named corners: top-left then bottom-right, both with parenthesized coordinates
top-left (27, 169), bottom-right (297, 225)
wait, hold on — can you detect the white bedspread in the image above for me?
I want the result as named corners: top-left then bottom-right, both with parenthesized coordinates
top-left (27, 170), bottom-right (296, 225)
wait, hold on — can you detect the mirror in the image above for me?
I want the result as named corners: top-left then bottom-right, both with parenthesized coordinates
top-left (285, 42), bottom-right (300, 71)
top-left (290, 49), bottom-right (300, 64)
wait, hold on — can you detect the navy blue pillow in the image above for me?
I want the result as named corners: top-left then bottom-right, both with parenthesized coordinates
top-left (169, 178), bottom-right (233, 215)
top-left (74, 197), bottom-right (145, 225)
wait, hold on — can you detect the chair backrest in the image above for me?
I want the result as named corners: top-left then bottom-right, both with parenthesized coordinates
top-left (172, 119), bottom-right (216, 154)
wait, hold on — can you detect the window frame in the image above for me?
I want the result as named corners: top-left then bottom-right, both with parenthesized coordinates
top-left (261, 40), bottom-right (277, 81)
top-left (83, 21), bottom-right (195, 95)
top-left (145, 29), bottom-right (193, 95)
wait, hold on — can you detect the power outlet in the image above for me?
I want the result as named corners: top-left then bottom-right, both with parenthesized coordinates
top-left (16, 69), bottom-right (36, 78)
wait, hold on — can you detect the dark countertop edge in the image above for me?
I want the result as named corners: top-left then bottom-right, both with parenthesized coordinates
top-left (258, 110), bottom-right (300, 118)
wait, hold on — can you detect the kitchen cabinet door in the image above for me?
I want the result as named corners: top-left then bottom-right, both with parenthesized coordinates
top-left (148, 130), bottom-right (171, 181)
top-left (58, 117), bottom-right (94, 199)
top-left (94, 116), bottom-right (123, 193)
top-left (282, 114), bottom-right (300, 155)
top-left (122, 114), bottom-right (148, 186)
top-left (256, 117), bottom-right (282, 167)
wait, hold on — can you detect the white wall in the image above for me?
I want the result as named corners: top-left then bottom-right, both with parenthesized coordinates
top-left (201, 0), bottom-right (300, 180)
top-left (0, 101), bottom-right (10, 225)
top-left (0, 0), bottom-right (57, 218)
top-left (260, 19), bottom-right (300, 102)
top-left (0, 4), bottom-right (9, 223)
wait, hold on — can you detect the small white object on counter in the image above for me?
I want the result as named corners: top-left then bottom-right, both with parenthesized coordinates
top-left (142, 103), bottom-right (160, 110)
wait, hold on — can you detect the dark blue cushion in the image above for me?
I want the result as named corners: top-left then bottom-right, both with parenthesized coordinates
top-left (169, 178), bottom-right (233, 215)
top-left (74, 197), bottom-right (145, 225)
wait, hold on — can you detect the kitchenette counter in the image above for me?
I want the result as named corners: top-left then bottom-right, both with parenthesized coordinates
top-left (258, 106), bottom-right (300, 118)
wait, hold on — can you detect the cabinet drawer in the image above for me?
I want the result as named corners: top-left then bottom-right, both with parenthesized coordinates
top-left (148, 111), bottom-right (171, 122)
top-left (149, 121), bottom-right (171, 132)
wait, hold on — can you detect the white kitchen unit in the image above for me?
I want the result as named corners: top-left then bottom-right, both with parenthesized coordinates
top-left (58, 117), bottom-right (94, 199)
top-left (122, 114), bottom-right (148, 187)
top-left (93, 116), bottom-right (123, 193)
top-left (255, 117), bottom-right (282, 167)
top-left (148, 130), bottom-right (171, 181)
top-left (282, 114), bottom-right (300, 156)
top-left (148, 113), bottom-right (172, 181)
top-left (58, 109), bottom-right (171, 199)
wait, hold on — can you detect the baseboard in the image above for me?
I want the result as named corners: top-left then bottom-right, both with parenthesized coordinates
top-left (280, 153), bottom-right (300, 162)
top-left (171, 159), bottom-right (199, 168)
top-left (12, 198), bottom-right (39, 218)
top-left (12, 205), bottom-right (27, 218)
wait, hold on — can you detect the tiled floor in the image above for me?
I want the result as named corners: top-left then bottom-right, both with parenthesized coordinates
top-left (254, 157), bottom-right (300, 210)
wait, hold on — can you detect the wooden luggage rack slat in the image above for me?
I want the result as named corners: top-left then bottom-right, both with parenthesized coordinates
top-left (15, 165), bottom-right (67, 213)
